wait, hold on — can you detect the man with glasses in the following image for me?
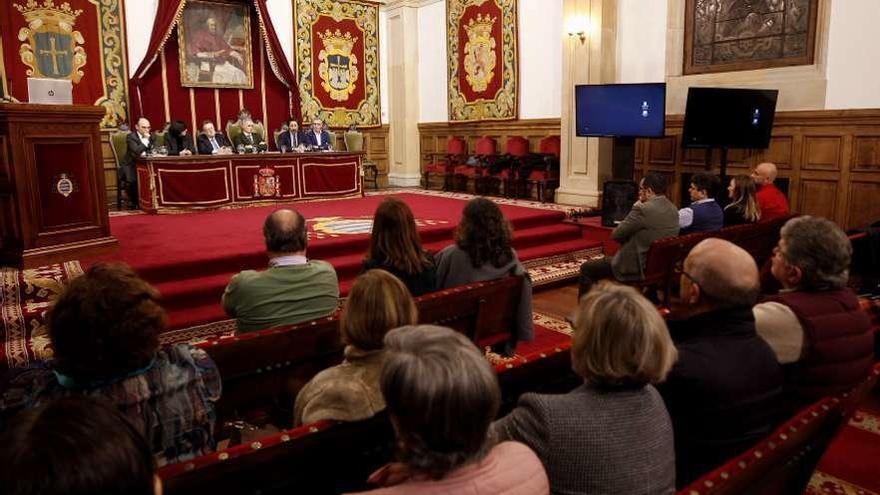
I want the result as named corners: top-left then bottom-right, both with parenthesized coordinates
top-left (578, 172), bottom-right (679, 297)
top-left (119, 117), bottom-right (155, 209)
top-left (659, 238), bottom-right (783, 487)
top-left (678, 172), bottom-right (723, 234)
top-left (753, 216), bottom-right (872, 404)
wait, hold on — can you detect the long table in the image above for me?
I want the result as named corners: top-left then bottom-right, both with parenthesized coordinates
top-left (136, 152), bottom-right (363, 213)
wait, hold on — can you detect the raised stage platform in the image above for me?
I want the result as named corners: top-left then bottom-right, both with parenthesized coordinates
top-left (0, 190), bottom-right (607, 368)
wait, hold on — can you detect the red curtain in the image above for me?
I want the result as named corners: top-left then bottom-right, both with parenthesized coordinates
top-left (129, 0), bottom-right (299, 145)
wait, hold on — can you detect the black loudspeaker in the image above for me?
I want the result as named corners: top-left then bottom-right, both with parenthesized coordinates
top-left (602, 180), bottom-right (639, 227)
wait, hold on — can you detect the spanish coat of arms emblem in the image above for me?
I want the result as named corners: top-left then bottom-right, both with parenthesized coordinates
top-left (254, 166), bottom-right (281, 198)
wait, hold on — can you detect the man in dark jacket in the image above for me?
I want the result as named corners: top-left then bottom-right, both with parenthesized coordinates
top-left (277, 118), bottom-right (305, 152)
top-left (659, 238), bottom-right (784, 488)
top-left (119, 117), bottom-right (155, 209)
top-left (196, 120), bottom-right (232, 155)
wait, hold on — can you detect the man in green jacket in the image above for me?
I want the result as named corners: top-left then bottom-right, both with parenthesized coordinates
top-left (222, 209), bottom-right (339, 332)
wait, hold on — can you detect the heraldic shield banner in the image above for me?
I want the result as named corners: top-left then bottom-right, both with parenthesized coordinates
top-left (294, 0), bottom-right (380, 129)
top-left (447, 0), bottom-right (518, 122)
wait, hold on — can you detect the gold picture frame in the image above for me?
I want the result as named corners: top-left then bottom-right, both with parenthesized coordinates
top-left (177, 0), bottom-right (254, 89)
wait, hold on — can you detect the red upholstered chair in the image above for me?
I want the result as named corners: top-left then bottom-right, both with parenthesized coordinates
top-left (454, 136), bottom-right (498, 193)
top-left (492, 136), bottom-right (530, 197)
top-left (522, 136), bottom-right (561, 202)
top-left (423, 137), bottom-right (466, 190)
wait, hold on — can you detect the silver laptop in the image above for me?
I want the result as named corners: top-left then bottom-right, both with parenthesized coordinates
top-left (27, 77), bottom-right (73, 104)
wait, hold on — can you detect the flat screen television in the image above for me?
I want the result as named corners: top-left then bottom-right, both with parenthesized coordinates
top-left (681, 87), bottom-right (779, 149)
top-left (575, 83), bottom-right (666, 138)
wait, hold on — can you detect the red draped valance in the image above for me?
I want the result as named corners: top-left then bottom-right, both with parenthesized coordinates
top-left (129, 0), bottom-right (299, 144)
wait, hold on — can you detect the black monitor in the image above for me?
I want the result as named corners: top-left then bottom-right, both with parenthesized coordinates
top-left (575, 83), bottom-right (666, 138)
top-left (682, 87), bottom-right (779, 149)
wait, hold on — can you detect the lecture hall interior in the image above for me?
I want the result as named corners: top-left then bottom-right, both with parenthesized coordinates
top-left (1, 0), bottom-right (879, 494)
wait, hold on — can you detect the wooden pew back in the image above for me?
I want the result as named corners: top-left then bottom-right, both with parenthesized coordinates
top-left (199, 276), bottom-right (524, 425)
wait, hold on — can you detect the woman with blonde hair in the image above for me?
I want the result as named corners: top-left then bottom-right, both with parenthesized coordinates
top-left (493, 281), bottom-right (678, 494)
top-left (294, 269), bottom-right (417, 426)
top-left (724, 174), bottom-right (761, 225)
top-left (363, 197), bottom-right (436, 296)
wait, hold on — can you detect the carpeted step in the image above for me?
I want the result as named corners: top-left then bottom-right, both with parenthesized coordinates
top-left (159, 235), bottom-right (603, 331)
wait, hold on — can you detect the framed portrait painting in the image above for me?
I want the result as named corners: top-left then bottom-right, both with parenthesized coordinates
top-left (178, 0), bottom-right (254, 89)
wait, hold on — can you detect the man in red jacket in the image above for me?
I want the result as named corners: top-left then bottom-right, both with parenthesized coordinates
top-left (754, 216), bottom-right (873, 403)
top-left (751, 162), bottom-right (790, 221)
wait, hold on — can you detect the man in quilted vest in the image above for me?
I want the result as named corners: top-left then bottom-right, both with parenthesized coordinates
top-left (754, 216), bottom-right (873, 403)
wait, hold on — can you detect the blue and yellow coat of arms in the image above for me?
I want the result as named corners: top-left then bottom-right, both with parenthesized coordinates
top-left (14, 0), bottom-right (87, 83)
top-left (317, 29), bottom-right (358, 103)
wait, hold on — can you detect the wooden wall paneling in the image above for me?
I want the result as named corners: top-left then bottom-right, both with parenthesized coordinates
top-left (798, 178), bottom-right (839, 219)
top-left (847, 180), bottom-right (880, 228)
top-left (802, 135), bottom-right (844, 171)
top-left (635, 110), bottom-right (880, 230)
top-left (100, 132), bottom-right (119, 207)
top-left (852, 135), bottom-right (880, 171)
top-left (647, 136), bottom-right (677, 165)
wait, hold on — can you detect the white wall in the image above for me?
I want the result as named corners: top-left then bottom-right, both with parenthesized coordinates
top-left (379, 8), bottom-right (390, 124)
top-left (417, 1), bottom-right (448, 123)
top-left (519, 0), bottom-right (563, 119)
top-left (616, 0), bottom-right (667, 83)
top-left (125, 0), bottom-right (159, 76)
top-left (265, 0), bottom-right (294, 69)
top-left (824, 0), bottom-right (880, 109)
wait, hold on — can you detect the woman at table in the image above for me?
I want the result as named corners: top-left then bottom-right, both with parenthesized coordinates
top-left (166, 120), bottom-right (195, 156)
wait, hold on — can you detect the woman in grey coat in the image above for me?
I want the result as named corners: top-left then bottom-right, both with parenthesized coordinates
top-left (493, 282), bottom-right (679, 495)
top-left (434, 197), bottom-right (533, 353)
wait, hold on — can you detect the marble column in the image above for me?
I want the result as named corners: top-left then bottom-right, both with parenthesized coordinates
top-left (557, 0), bottom-right (618, 206)
top-left (384, 1), bottom-right (422, 187)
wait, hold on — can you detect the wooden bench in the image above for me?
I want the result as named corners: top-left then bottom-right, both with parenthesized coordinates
top-left (636, 215), bottom-right (794, 304)
top-left (200, 275), bottom-right (524, 426)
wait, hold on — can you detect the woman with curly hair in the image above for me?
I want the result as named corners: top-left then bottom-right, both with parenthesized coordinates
top-left (435, 197), bottom-right (533, 350)
top-left (362, 197), bottom-right (436, 296)
top-left (724, 174), bottom-right (761, 226)
top-left (0, 263), bottom-right (221, 466)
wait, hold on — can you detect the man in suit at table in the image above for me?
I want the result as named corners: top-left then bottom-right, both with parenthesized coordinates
top-left (278, 117), bottom-right (305, 152)
top-left (119, 117), bottom-right (155, 209)
top-left (196, 120), bottom-right (232, 155)
top-left (232, 119), bottom-right (264, 152)
top-left (304, 118), bottom-right (332, 151)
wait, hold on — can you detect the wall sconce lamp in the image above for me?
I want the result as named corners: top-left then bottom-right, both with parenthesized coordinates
top-left (566, 15), bottom-right (589, 44)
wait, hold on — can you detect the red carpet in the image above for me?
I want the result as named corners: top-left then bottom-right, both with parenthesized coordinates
top-left (85, 191), bottom-right (601, 330)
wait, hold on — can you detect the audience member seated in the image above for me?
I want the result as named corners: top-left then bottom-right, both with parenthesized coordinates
top-left (232, 118), bottom-right (265, 152)
top-left (723, 174), bottom-right (761, 226)
top-left (0, 263), bottom-right (221, 465)
top-left (278, 117), bottom-right (305, 152)
top-left (222, 209), bottom-right (339, 332)
top-left (294, 270), bottom-right (417, 426)
top-left (196, 119), bottom-right (232, 155)
top-left (435, 197), bottom-right (533, 350)
top-left (362, 197), bottom-right (437, 296)
top-left (305, 118), bottom-right (333, 151)
top-left (678, 172), bottom-right (723, 234)
top-left (660, 239), bottom-right (783, 487)
top-left (352, 325), bottom-right (549, 495)
top-left (165, 119), bottom-right (195, 156)
top-left (493, 281), bottom-right (677, 495)
top-left (119, 117), bottom-right (155, 208)
top-left (751, 162), bottom-right (790, 222)
top-left (578, 172), bottom-right (679, 297)
top-left (754, 216), bottom-right (874, 403)
top-left (0, 397), bottom-right (161, 495)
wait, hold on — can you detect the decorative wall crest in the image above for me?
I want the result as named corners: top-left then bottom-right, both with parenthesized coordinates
top-left (317, 29), bottom-right (359, 102)
top-left (14, 0), bottom-right (87, 83)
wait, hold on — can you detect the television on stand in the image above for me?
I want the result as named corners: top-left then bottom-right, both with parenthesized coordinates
top-left (575, 83), bottom-right (666, 225)
top-left (575, 83), bottom-right (667, 181)
top-left (681, 87), bottom-right (779, 178)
